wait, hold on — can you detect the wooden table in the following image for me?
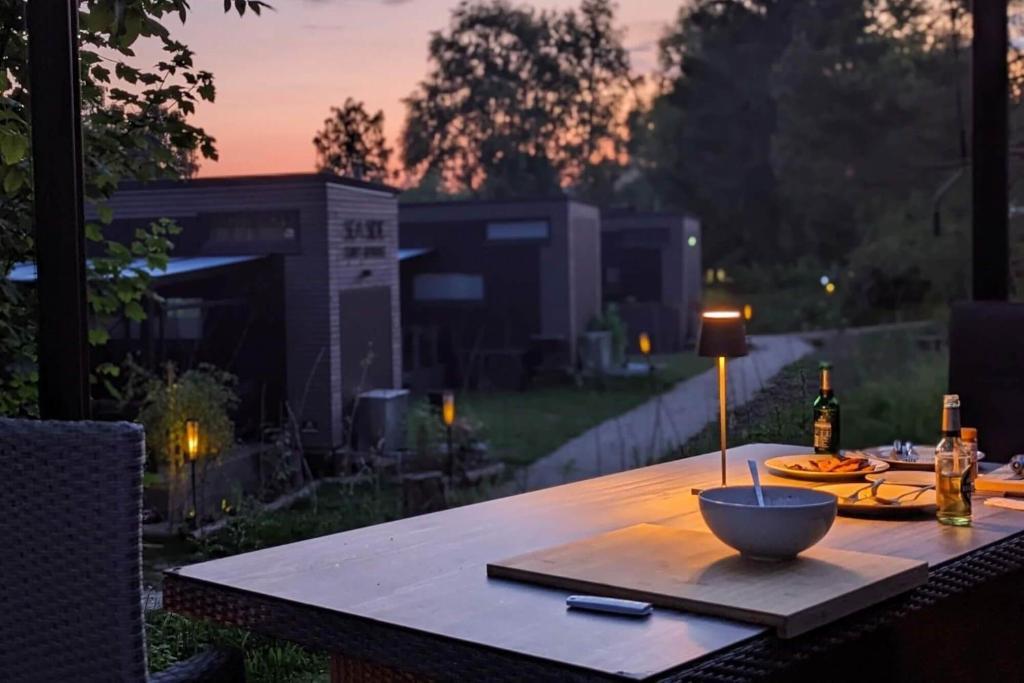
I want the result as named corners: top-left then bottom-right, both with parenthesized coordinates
top-left (164, 444), bottom-right (1024, 681)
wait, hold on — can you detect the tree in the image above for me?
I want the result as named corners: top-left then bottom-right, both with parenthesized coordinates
top-left (770, 0), bottom-right (964, 263)
top-left (0, 0), bottom-right (267, 416)
top-left (402, 0), bottom-right (633, 199)
top-left (637, 0), bottom-right (795, 265)
top-left (636, 0), bottom-right (974, 272)
top-left (313, 98), bottom-right (393, 182)
top-left (551, 0), bottom-right (634, 199)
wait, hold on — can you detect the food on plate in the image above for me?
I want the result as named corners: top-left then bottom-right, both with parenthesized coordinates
top-left (785, 456), bottom-right (873, 473)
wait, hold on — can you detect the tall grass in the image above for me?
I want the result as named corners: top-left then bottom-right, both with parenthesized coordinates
top-left (146, 610), bottom-right (328, 682)
top-left (669, 326), bottom-right (949, 458)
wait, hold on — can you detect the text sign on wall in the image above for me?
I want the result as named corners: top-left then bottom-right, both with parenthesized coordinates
top-left (342, 218), bottom-right (387, 260)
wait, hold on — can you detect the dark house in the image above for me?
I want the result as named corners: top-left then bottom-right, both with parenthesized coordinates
top-left (86, 173), bottom-right (401, 450)
top-left (601, 209), bottom-right (702, 352)
top-left (399, 198), bottom-right (602, 389)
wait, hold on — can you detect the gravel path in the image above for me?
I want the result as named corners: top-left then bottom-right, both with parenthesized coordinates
top-left (515, 334), bottom-right (814, 491)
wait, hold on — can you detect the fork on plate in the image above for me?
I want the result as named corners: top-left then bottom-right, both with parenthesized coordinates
top-left (870, 484), bottom-right (935, 506)
top-left (840, 478), bottom-right (884, 504)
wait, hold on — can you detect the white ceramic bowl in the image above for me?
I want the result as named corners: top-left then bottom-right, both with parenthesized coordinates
top-left (698, 486), bottom-right (837, 561)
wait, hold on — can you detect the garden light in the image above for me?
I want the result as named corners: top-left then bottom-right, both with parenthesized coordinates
top-left (825, 282), bottom-right (836, 295)
top-left (185, 418), bottom-right (200, 461)
top-left (743, 304), bottom-right (753, 321)
top-left (820, 275), bottom-right (830, 286)
top-left (185, 418), bottom-right (200, 528)
top-left (639, 332), bottom-right (653, 376)
top-left (442, 391), bottom-right (456, 477)
top-left (687, 235), bottom-right (697, 247)
top-left (442, 391), bottom-right (455, 427)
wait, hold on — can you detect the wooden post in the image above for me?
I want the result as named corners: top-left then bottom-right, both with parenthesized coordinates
top-left (971, 0), bottom-right (1010, 300)
top-left (26, 0), bottom-right (90, 418)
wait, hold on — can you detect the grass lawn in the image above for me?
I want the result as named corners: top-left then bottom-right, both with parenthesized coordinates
top-left (672, 325), bottom-right (948, 459)
top-left (458, 352), bottom-right (713, 466)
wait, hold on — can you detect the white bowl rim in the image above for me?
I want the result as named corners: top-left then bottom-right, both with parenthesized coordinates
top-left (699, 485), bottom-right (835, 510)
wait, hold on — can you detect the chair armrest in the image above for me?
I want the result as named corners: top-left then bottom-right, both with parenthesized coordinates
top-left (150, 646), bottom-right (245, 683)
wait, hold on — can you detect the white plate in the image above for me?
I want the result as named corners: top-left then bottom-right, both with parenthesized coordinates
top-left (817, 482), bottom-right (936, 517)
top-left (764, 454), bottom-right (889, 482)
top-left (864, 445), bottom-right (985, 471)
top-left (866, 470), bottom-right (934, 487)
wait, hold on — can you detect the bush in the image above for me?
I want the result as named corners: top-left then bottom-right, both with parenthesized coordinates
top-left (408, 398), bottom-right (486, 461)
top-left (137, 364), bottom-right (238, 470)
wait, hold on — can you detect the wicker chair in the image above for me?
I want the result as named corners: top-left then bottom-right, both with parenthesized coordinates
top-left (0, 418), bottom-right (245, 682)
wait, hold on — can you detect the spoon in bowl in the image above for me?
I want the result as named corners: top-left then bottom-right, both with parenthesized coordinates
top-left (748, 459), bottom-right (766, 507)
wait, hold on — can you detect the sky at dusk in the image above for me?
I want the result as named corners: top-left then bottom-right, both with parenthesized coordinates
top-left (149, 1), bottom-right (683, 178)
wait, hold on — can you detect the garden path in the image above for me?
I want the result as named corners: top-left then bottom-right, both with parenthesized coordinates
top-left (516, 334), bottom-right (814, 491)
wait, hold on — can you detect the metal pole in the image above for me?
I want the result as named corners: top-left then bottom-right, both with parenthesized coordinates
top-left (26, 0), bottom-right (90, 419)
top-left (719, 356), bottom-right (727, 486)
top-left (446, 426), bottom-right (454, 479)
top-left (190, 458), bottom-right (198, 527)
top-left (971, 0), bottom-right (1009, 300)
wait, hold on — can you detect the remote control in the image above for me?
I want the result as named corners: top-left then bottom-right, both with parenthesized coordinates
top-left (566, 595), bottom-right (653, 617)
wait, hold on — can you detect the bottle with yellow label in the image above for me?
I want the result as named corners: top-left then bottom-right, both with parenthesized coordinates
top-left (812, 362), bottom-right (840, 454)
top-left (936, 395), bottom-right (971, 526)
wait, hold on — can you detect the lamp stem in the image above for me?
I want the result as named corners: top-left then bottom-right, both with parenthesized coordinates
top-left (718, 356), bottom-right (727, 486)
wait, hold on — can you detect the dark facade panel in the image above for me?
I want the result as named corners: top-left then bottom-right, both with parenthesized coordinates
top-left (400, 198), bottom-right (601, 388)
top-left (339, 286), bottom-right (394, 404)
top-left (601, 210), bottom-right (702, 351)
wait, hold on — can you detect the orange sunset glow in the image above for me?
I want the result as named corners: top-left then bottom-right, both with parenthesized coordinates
top-left (136, 0), bottom-right (679, 178)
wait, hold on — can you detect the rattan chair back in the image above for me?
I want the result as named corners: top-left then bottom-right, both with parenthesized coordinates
top-left (0, 418), bottom-right (149, 682)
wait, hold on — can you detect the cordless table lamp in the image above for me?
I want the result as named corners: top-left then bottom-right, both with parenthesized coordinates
top-left (697, 310), bottom-right (748, 485)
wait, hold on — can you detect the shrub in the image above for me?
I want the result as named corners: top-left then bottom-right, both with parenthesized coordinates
top-left (408, 398), bottom-right (486, 460)
top-left (137, 364), bottom-right (238, 470)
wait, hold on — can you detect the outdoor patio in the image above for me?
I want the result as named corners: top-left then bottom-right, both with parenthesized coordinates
top-left (3, 1), bottom-right (1024, 682)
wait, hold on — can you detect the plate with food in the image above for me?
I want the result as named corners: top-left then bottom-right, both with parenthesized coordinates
top-left (816, 482), bottom-right (936, 517)
top-left (764, 453), bottom-right (889, 481)
top-left (865, 470), bottom-right (934, 487)
top-left (865, 444), bottom-right (985, 471)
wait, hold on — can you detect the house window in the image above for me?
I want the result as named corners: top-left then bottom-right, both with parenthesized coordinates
top-left (204, 210), bottom-right (299, 243)
top-left (486, 220), bottom-right (549, 241)
top-left (164, 298), bottom-right (203, 339)
top-left (413, 274), bottom-right (484, 302)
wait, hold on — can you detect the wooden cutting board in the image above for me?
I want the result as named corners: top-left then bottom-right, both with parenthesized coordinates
top-left (487, 524), bottom-right (928, 638)
top-left (976, 464), bottom-right (1024, 496)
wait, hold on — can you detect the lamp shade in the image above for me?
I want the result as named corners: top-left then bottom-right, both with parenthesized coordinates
top-left (697, 311), bottom-right (748, 358)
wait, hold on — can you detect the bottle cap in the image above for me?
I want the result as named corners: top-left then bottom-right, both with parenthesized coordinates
top-left (943, 394), bottom-right (960, 408)
top-left (961, 427), bottom-right (977, 441)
